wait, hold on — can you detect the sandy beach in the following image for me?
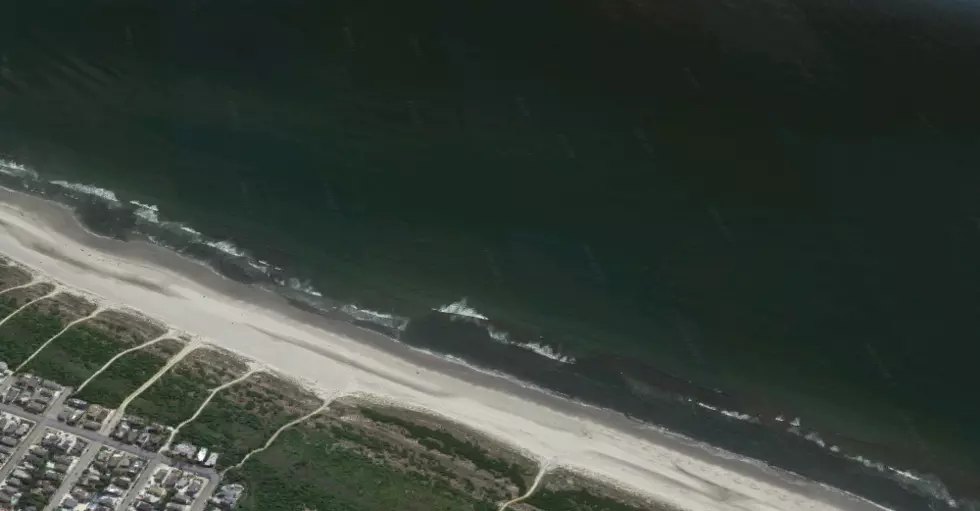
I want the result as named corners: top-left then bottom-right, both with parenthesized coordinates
top-left (0, 187), bottom-right (885, 511)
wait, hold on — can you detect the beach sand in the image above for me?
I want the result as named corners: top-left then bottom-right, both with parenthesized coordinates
top-left (0, 187), bottom-right (885, 511)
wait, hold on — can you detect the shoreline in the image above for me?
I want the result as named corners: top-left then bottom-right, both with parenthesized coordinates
top-left (0, 186), bottom-right (887, 511)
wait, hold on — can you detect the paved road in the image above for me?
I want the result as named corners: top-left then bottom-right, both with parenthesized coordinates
top-left (190, 476), bottom-right (218, 511)
top-left (115, 453), bottom-right (166, 511)
top-left (0, 415), bottom-right (45, 482)
top-left (0, 402), bottom-right (220, 510)
top-left (42, 437), bottom-right (104, 511)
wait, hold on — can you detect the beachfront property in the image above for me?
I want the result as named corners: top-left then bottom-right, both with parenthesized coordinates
top-left (127, 463), bottom-right (208, 511)
top-left (3, 373), bottom-right (63, 415)
top-left (206, 483), bottom-right (243, 510)
top-left (112, 416), bottom-right (171, 454)
top-left (0, 427), bottom-right (88, 509)
top-left (55, 446), bottom-right (149, 511)
top-left (56, 398), bottom-right (112, 432)
top-left (167, 442), bottom-right (220, 470)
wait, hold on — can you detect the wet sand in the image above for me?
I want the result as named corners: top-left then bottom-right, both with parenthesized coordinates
top-left (0, 187), bottom-right (886, 511)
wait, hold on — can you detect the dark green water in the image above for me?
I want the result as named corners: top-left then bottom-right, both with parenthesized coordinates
top-left (1, 0), bottom-right (979, 508)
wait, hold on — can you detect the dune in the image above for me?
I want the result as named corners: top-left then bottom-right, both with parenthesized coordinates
top-left (0, 187), bottom-right (885, 511)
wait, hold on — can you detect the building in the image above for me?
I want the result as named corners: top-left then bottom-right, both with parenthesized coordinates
top-left (195, 447), bottom-right (208, 463)
top-left (204, 452), bottom-right (218, 468)
top-left (172, 443), bottom-right (196, 458)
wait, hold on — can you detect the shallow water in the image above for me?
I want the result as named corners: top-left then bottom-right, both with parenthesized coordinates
top-left (1, 0), bottom-right (979, 508)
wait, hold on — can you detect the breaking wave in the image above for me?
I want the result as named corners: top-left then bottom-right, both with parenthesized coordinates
top-left (51, 180), bottom-right (120, 202)
top-left (0, 159), bottom-right (39, 179)
top-left (435, 298), bottom-right (576, 363)
top-left (340, 304), bottom-right (410, 331)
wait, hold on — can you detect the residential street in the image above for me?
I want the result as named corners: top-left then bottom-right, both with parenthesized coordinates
top-left (0, 398), bottom-right (219, 511)
top-left (42, 438), bottom-right (103, 511)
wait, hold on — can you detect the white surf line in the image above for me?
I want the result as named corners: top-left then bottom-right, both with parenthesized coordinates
top-left (75, 329), bottom-right (179, 394)
top-left (99, 339), bottom-right (201, 436)
top-left (160, 367), bottom-right (260, 453)
top-left (0, 286), bottom-right (60, 330)
top-left (221, 397), bottom-right (335, 477)
top-left (15, 306), bottom-right (106, 373)
top-left (498, 459), bottom-right (552, 511)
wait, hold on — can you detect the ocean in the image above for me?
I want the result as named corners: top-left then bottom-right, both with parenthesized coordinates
top-left (1, 0), bottom-right (979, 509)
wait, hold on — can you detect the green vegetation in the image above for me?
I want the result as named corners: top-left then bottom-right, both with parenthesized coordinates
top-left (20, 324), bottom-right (132, 387)
top-left (174, 384), bottom-right (312, 470)
top-left (127, 363), bottom-right (225, 426)
top-left (0, 295), bottom-right (22, 318)
top-left (228, 422), bottom-right (496, 511)
top-left (361, 408), bottom-right (529, 494)
top-left (526, 489), bottom-right (664, 511)
top-left (73, 340), bottom-right (182, 408)
top-left (0, 298), bottom-right (68, 367)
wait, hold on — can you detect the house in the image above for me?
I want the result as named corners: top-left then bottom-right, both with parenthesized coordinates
top-left (1, 422), bottom-right (15, 435)
top-left (136, 501), bottom-right (153, 511)
top-left (41, 379), bottom-right (59, 390)
top-left (195, 447), bottom-right (208, 463)
top-left (61, 497), bottom-right (78, 509)
top-left (0, 445), bottom-right (13, 455)
top-left (14, 423), bottom-right (29, 437)
top-left (66, 398), bottom-right (87, 409)
top-left (163, 472), bottom-right (180, 488)
top-left (89, 407), bottom-right (109, 422)
top-left (68, 442), bottom-right (85, 457)
top-left (204, 453), bottom-right (218, 467)
top-left (53, 463), bottom-right (71, 474)
top-left (11, 469), bottom-right (30, 480)
top-left (82, 420), bottom-right (101, 430)
top-left (188, 480), bottom-right (203, 495)
top-left (0, 437), bottom-right (16, 447)
top-left (172, 443), bottom-right (196, 458)
top-left (70, 488), bottom-right (91, 502)
top-left (113, 424), bottom-right (130, 440)
top-left (25, 401), bottom-right (46, 414)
